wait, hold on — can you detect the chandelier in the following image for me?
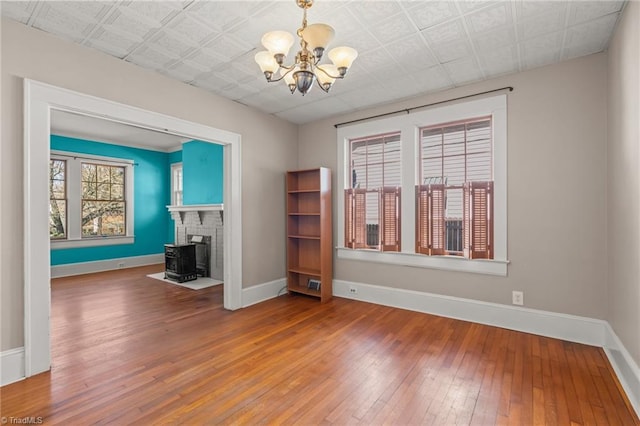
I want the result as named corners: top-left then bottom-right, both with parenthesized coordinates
top-left (254, 0), bottom-right (358, 96)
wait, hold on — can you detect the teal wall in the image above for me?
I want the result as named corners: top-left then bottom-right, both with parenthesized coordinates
top-left (182, 141), bottom-right (223, 205)
top-left (50, 135), bottom-right (172, 266)
top-left (168, 150), bottom-right (182, 164)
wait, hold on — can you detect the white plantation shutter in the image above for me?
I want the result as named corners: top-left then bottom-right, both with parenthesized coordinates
top-left (415, 184), bottom-right (445, 255)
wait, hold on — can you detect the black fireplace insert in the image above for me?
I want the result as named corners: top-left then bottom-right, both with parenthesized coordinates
top-left (164, 243), bottom-right (197, 283)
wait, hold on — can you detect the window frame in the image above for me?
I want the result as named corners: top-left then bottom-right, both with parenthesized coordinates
top-left (336, 94), bottom-right (508, 276)
top-left (347, 132), bottom-right (402, 251)
top-left (80, 161), bottom-right (127, 238)
top-left (50, 150), bottom-right (135, 249)
top-left (417, 116), bottom-right (494, 259)
top-left (171, 162), bottom-right (183, 206)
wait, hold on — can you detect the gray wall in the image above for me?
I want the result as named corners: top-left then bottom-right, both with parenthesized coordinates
top-left (0, 19), bottom-right (298, 351)
top-left (298, 53), bottom-right (608, 319)
top-left (607, 1), bottom-right (640, 369)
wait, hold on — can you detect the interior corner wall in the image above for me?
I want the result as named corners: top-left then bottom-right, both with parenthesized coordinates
top-left (298, 53), bottom-right (608, 320)
top-left (50, 134), bottom-right (171, 265)
top-left (607, 1), bottom-right (640, 368)
top-left (0, 18), bottom-right (298, 352)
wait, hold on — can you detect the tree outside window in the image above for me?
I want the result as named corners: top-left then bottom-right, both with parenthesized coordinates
top-left (81, 163), bottom-right (126, 237)
top-left (49, 159), bottom-right (67, 239)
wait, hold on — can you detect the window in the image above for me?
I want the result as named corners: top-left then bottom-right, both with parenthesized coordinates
top-left (345, 132), bottom-right (401, 251)
top-left (416, 117), bottom-right (494, 259)
top-left (49, 159), bottom-right (67, 239)
top-left (171, 163), bottom-right (183, 206)
top-left (50, 151), bottom-right (134, 249)
top-left (336, 94), bottom-right (507, 276)
top-left (81, 163), bottom-right (126, 237)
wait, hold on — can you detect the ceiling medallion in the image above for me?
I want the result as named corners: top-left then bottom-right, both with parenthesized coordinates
top-left (254, 0), bottom-right (358, 96)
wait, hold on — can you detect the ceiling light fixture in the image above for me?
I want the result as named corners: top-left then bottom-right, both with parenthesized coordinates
top-left (254, 0), bottom-right (358, 96)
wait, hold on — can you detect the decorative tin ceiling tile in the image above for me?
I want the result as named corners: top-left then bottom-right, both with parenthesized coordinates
top-left (444, 56), bottom-right (484, 85)
top-left (0, 0), bottom-right (626, 124)
top-left (567, 1), bottom-right (624, 25)
top-left (348, 1), bottom-right (404, 25)
top-left (1, 1), bottom-right (38, 24)
top-left (404, 1), bottom-right (460, 31)
top-left (387, 34), bottom-right (438, 72)
top-left (422, 18), bottom-right (467, 45)
top-left (465, 2), bottom-right (512, 34)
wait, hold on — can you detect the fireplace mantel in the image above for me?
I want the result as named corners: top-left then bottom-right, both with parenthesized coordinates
top-left (167, 204), bottom-right (223, 225)
top-left (167, 204), bottom-right (223, 212)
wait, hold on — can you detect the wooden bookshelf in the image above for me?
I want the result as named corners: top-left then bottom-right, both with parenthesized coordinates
top-left (286, 168), bottom-right (332, 303)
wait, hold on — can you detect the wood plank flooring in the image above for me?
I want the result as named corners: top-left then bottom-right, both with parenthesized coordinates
top-left (1, 264), bottom-right (638, 425)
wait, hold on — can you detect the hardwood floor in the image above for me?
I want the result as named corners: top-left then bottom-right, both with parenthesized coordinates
top-left (2, 264), bottom-right (638, 425)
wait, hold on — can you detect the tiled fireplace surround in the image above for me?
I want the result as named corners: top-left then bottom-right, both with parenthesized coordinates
top-left (167, 205), bottom-right (223, 281)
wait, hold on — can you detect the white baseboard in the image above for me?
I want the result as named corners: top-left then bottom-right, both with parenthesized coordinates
top-left (334, 279), bottom-right (606, 346)
top-left (1, 347), bottom-right (25, 386)
top-left (603, 323), bottom-right (640, 416)
top-left (51, 254), bottom-right (164, 278)
top-left (333, 279), bottom-right (639, 418)
top-left (242, 278), bottom-right (286, 308)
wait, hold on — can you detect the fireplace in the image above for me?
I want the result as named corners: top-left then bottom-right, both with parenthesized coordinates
top-left (164, 243), bottom-right (197, 283)
top-left (167, 204), bottom-right (224, 281)
top-left (188, 234), bottom-right (211, 277)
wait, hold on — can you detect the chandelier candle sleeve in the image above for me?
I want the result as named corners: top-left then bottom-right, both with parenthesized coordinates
top-left (254, 0), bottom-right (358, 96)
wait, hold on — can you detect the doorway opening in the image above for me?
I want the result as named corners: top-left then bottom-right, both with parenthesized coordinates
top-left (24, 79), bottom-right (243, 378)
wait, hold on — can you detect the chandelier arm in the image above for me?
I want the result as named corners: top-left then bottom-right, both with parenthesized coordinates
top-left (315, 66), bottom-right (344, 80)
top-left (316, 77), bottom-right (330, 93)
top-left (264, 65), bottom-right (296, 83)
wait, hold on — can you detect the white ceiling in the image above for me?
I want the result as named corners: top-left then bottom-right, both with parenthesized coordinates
top-left (2, 0), bottom-right (626, 126)
top-left (51, 109), bottom-right (190, 151)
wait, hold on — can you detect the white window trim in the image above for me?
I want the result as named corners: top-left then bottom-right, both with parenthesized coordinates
top-left (336, 94), bottom-right (508, 276)
top-left (50, 150), bottom-right (134, 249)
top-left (171, 162), bottom-right (183, 206)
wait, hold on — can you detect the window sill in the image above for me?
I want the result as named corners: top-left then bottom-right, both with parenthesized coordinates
top-left (51, 236), bottom-right (134, 250)
top-left (336, 247), bottom-right (509, 276)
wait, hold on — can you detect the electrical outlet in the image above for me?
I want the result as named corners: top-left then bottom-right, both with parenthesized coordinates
top-left (349, 287), bottom-right (357, 294)
top-left (118, 262), bottom-right (125, 268)
top-left (512, 291), bottom-right (524, 306)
